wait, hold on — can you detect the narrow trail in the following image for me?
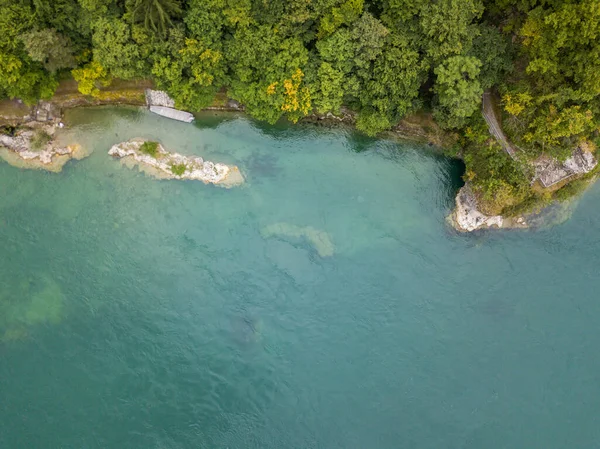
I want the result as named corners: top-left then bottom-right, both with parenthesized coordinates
top-left (482, 91), bottom-right (518, 160)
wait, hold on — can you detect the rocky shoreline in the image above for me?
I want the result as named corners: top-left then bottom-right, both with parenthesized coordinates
top-left (449, 183), bottom-right (527, 232)
top-left (108, 138), bottom-right (244, 187)
top-left (450, 146), bottom-right (598, 232)
top-left (1, 90), bottom-right (597, 232)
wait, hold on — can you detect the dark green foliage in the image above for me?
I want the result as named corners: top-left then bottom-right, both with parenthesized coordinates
top-left (463, 142), bottom-right (531, 215)
top-left (92, 18), bottom-right (145, 80)
top-left (468, 25), bottom-right (512, 90)
top-left (139, 141), bottom-right (159, 157)
top-left (0, 0), bottom-right (593, 144)
top-left (433, 55), bottom-right (483, 129)
top-left (20, 29), bottom-right (76, 73)
top-left (126, 0), bottom-right (182, 37)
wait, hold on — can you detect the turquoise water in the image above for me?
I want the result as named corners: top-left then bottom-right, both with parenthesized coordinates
top-left (1, 107), bottom-right (600, 448)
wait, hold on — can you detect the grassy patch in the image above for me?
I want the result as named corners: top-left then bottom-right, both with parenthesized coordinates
top-left (31, 130), bottom-right (52, 151)
top-left (139, 141), bottom-right (159, 158)
top-left (170, 163), bottom-right (187, 176)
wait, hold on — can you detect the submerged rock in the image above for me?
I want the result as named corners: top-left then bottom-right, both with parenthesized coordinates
top-left (261, 222), bottom-right (335, 257)
top-left (108, 138), bottom-right (244, 186)
top-left (0, 275), bottom-right (65, 343)
top-left (230, 315), bottom-right (263, 346)
top-left (0, 121), bottom-right (83, 172)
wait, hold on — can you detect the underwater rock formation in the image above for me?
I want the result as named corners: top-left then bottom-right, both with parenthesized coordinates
top-left (0, 275), bottom-right (65, 343)
top-left (261, 222), bottom-right (335, 257)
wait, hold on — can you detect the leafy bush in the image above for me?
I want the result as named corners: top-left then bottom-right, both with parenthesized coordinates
top-left (139, 141), bottom-right (159, 158)
top-left (170, 163), bottom-right (187, 176)
top-left (463, 142), bottom-right (531, 215)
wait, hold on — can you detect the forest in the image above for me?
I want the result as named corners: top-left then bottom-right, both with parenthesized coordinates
top-left (1, 0), bottom-right (599, 214)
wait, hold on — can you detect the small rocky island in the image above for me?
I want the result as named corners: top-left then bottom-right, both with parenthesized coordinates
top-left (108, 138), bottom-right (244, 186)
top-left (0, 121), bottom-right (83, 172)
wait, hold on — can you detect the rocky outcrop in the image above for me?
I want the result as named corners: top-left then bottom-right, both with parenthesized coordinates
top-left (145, 90), bottom-right (195, 123)
top-left (533, 148), bottom-right (597, 188)
top-left (450, 183), bottom-right (529, 232)
top-left (451, 184), bottom-right (507, 232)
top-left (145, 89), bottom-right (176, 108)
top-left (108, 139), bottom-right (244, 186)
top-left (261, 223), bottom-right (335, 257)
top-left (0, 121), bottom-right (83, 172)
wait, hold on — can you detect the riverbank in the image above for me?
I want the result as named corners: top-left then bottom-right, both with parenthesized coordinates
top-left (1, 81), bottom-right (596, 232)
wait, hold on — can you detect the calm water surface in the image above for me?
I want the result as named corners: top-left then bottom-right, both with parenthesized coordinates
top-left (1, 107), bottom-right (599, 448)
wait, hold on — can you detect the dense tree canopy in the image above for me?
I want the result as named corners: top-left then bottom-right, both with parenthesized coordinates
top-left (0, 0), bottom-right (597, 153)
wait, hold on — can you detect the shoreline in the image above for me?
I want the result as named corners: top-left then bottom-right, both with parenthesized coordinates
top-left (1, 92), bottom-right (594, 232)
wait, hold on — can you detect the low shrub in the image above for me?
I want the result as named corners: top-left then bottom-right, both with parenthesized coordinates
top-left (170, 163), bottom-right (187, 176)
top-left (139, 141), bottom-right (159, 158)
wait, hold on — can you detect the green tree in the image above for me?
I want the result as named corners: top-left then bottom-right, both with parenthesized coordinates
top-left (126, 0), bottom-right (182, 37)
top-left (356, 33), bottom-right (427, 135)
top-left (419, 0), bottom-right (483, 63)
top-left (317, 0), bottom-right (363, 37)
top-left (226, 25), bottom-right (311, 123)
top-left (20, 29), bottom-right (76, 73)
top-left (468, 25), bottom-right (512, 89)
top-left (313, 28), bottom-right (358, 113)
top-left (92, 18), bottom-right (145, 79)
top-left (152, 35), bottom-right (227, 110)
top-left (32, 0), bottom-right (89, 46)
top-left (433, 55), bottom-right (483, 128)
top-left (0, 0), bottom-right (58, 102)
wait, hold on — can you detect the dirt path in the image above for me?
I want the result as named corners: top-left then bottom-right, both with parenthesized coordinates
top-left (482, 91), bottom-right (518, 160)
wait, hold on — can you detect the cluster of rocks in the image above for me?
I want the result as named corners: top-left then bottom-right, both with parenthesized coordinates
top-left (533, 148), bottom-right (597, 188)
top-left (145, 89), bottom-right (176, 108)
top-left (449, 90), bottom-right (599, 232)
top-left (0, 121), bottom-right (82, 171)
top-left (108, 138), bottom-right (244, 186)
top-left (34, 101), bottom-right (61, 122)
top-left (451, 184), bottom-right (504, 232)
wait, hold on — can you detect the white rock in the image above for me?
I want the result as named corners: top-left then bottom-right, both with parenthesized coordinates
top-left (452, 184), bottom-right (504, 232)
top-left (108, 139), bottom-right (242, 185)
top-left (0, 124), bottom-right (73, 165)
top-left (145, 89), bottom-right (176, 108)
